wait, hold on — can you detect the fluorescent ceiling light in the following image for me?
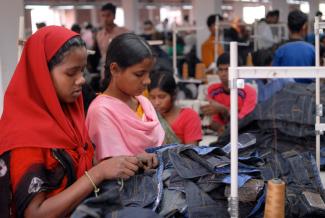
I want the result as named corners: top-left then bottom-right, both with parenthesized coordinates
top-left (25, 5), bottom-right (49, 10)
top-left (52, 5), bottom-right (74, 10)
top-left (182, 5), bottom-right (193, 10)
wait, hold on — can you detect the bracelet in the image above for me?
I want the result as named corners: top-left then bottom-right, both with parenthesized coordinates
top-left (85, 171), bottom-right (100, 197)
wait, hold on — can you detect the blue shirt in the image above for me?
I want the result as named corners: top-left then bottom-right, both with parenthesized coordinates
top-left (255, 78), bottom-right (294, 102)
top-left (273, 40), bottom-right (315, 83)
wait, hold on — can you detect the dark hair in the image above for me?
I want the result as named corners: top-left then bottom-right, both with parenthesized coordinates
top-left (270, 10), bottom-right (279, 17)
top-left (252, 49), bottom-right (273, 66)
top-left (104, 33), bottom-right (154, 87)
top-left (48, 36), bottom-right (86, 72)
top-left (101, 3), bottom-right (116, 14)
top-left (144, 20), bottom-right (153, 26)
top-left (36, 22), bottom-right (46, 29)
top-left (216, 52), bottom-right (243, 66)
top-left (148, 70), bottom-right (176, 97)
top-left (316, 11), bottom-right (323, 17)
top-left (207, 14), bottom-right (223, 27)
top-left (71, 23), bottom-right (81, 34)
top-left (217, 52), bottom-right (230, 66)
top-left (288, 10), bottom-right (307, 33)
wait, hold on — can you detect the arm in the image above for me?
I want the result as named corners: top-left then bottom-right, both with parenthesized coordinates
top-left (238, 85), bottom-right (257, 119)
top-left (200, 100), bottom-right (229, 118)
top-left (25, 156), bottom-right (139, 218)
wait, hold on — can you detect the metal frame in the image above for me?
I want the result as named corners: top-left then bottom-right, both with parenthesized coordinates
top-left (228, 17), bottom-right (325, 217)
top-left (172, 25), bottom-right (204, 77)
top-left (171, 19), bottom-right (251, 78)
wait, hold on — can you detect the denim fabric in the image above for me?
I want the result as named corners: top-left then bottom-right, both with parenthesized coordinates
top-left (152, 152), bottom-right (164, 211)
top-left (215, 164), bottom-right (260, 174)
top-left (184, 181), bottom-right (223, 218)
top-left (145, 143), bottom-right (180, 154)
top-left (245, 83), bottom-right (325, 138)
top-left (158, 189), bottom-right (186, 216)
top-left (262, 151), bottom-right (325, 218)
top-left (73, 143), bottom-right (325, 218)
top-left (71, 188), bottom-right (123, 218)
top-left (247, 187), bottom-right (266, 218)
top-left (192, 146), bottom-right (220, 155)
top-left (169, 147), bottom-right (211, 179)
top-left (196, 174), bottom-right (224, 192)
top-left (222, 174), bottom-right (252, 187)
top-left (120, 174), bottom-right (157, 208)
top-left (222, 133), bottom-right (257, 154)
top-left (104, 207), bottom-right (162, 218)
top-left (225, 179), bottom-right (264, 203)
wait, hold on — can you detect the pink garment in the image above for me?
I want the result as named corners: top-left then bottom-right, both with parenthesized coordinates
top-left (86, 95), bottom-right (165, 160)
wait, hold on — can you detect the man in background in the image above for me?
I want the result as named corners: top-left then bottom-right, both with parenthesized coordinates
top-left (96, 3), bottom-right (128, 87)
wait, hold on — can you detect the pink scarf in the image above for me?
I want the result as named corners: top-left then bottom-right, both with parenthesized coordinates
top-left (86, 95), bottom-right (165, 160)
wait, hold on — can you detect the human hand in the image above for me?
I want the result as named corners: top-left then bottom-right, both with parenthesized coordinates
top-left (136, 152), bottom-right (159, 170)
top-left (98, 156), bottom-right (139, 180)
top-left (200, 101), bottom-right (221, 116)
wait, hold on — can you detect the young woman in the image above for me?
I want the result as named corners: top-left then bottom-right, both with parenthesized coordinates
top-left (148, 71), bottom-right (202, 145)
top-left (86, 33), bottom-right (165, 161)
top-left (0, 26), bottom-right (141, 217)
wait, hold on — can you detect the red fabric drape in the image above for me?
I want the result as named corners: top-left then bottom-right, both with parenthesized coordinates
top-left (0, 26), bottom-right (93, 178)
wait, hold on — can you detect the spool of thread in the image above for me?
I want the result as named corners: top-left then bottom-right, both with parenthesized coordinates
top-left (246, 52), bottom-right (253, 66)
top-left (182, 62), bottom-right (189, 79)
top-left (195, 63), bottom-right (205, 80)
top-left (264, 178), bottom-right (285, 218)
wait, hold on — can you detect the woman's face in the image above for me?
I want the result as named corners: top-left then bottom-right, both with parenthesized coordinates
top-left (50, 46), bottom-right (87, 103)
top-left (112, 58), bottom-right (154, 96)
top-left (149, 88), bottom-right (173, 115)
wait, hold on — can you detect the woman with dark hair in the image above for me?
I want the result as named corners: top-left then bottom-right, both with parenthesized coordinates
top-left (86, 33), bottom-right (164, 162)
top-left (148, 71), bottom-right (202, 145)
top-left (0, 26), bottom-right (141, 217)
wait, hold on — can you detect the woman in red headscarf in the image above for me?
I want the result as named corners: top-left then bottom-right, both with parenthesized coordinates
top-left (0, 26), bottom-right (141, 217)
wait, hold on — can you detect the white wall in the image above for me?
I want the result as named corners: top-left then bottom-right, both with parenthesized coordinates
top-left (0, 0), bottom-right (24, 116)
top-left (192, 0), bottom-right (222, 59)
top-left (121, 0), bottom-right (139, 33)
top-left (271, 0), bottom-right (289, 23)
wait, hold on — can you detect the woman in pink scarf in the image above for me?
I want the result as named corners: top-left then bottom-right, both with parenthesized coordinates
top-left (86, 33), bottom-right (165, 161)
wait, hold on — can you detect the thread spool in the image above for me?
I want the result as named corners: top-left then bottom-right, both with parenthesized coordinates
top-left (195, 63), bottom-right (205, 80)
top-left (264, 178), bottom-right (285, 218)
top-left (246, 52), bottom-right (253, 66)
top-left (182, 62), bottom-right (189, 79)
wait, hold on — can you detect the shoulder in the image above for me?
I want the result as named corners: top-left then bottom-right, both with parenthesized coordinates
top-left (180, 108), bottom-right (200, 118)
top-left (116, 26), bottom-right (129, 34)
top-left (183, 108), bottom-right (201, 121)
top-left (88, 95), bottom-right (108, 111)
top-left (201, 37), bottom-right (212, 47)
top-left (86, 95), bottom-right (113, 119)
top-left (239, 84), bottom-right (257, 100)
top-left (208, 83), bottom-right (223, 94)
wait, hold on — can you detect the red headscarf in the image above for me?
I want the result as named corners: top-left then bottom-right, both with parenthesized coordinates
top-left (0, 26), bottom-right (93, 178)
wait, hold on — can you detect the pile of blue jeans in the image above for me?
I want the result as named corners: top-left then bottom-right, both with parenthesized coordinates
top-left (72, 144), bottom-right (266, 218)
top-left (209, 82), bottom-right (325, 217)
